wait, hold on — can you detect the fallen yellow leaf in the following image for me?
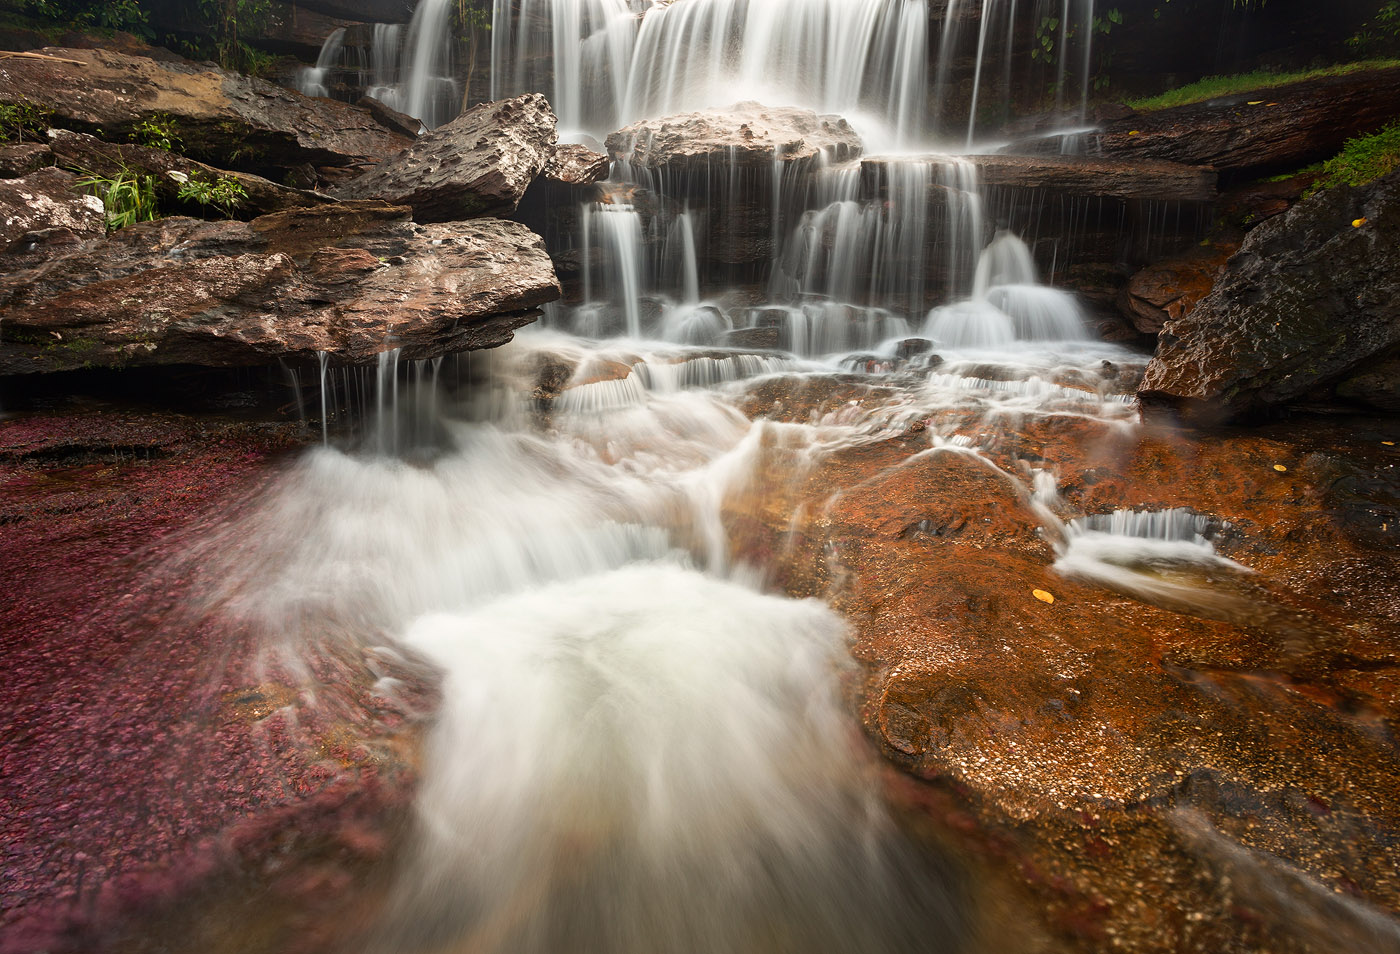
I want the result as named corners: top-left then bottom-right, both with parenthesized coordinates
top-left (1128, 130), bottom-right (1139, 136)
top-left (1247, 100), bottom-right (1263, 105)
top-left (1353, 217), bottom-right (1368, 228)
top-left (1273, 464), bottom-right (1288, 472)
top-left (1383, 440), bottom-right (1396, 446)
top-left (1033, 589), bottom-right (1055, 604)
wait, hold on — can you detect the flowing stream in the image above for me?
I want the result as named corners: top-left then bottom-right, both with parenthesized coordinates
top-left (268, 0), bottom-right (1272, 949)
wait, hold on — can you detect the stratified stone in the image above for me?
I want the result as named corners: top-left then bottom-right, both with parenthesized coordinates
top-left (1140, 170), bottom-right (1400, 421)
top-left (0, 47), bottom-right (413, 178)
top-left (0, 166), bottom-right (105, 249)
top-left (0, 202), bottom-right (561, 374)
top-left (0, 143), bottom-right (54, 178)
top-left (335, 94), bottom-right (559, 221)
top-left (1098, 66), bottom-right (1400, 179)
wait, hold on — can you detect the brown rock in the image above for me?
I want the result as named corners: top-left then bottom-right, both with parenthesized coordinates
top-left (0, 143), bottom-right (54, 178)
top-left (335, 94), bottom-right (558, 222)
top-left (0, 167), bottom-right (106, 249)
top-left (543, 143), bottom-right (611, 186)
top-left (0, 202), bottom-right (560, 374)
top-left (962, 153), bottom-right (1216, 203)
top-left (1118, 243), bottom-right (1234, 335)
top-left (45, 129), bottom-right (335, 219)
top-left (0, 47), bottom-right (413, 177)
top-left (606, 102), bottom-right (863, 174)
top-left (1099, 67), bottom-right (1400, 179)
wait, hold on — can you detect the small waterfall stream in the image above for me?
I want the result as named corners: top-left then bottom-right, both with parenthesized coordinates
top-left (212, 0), bottom-right (1305, 949)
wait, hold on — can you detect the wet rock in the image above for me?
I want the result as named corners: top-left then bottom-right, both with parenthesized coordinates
top-left (1141, 170), bottom-right (1400, 421)
top-left (1098, 66), bottom-right (1400, 179)
top-left (0, 142), bottom-right (54, 178)
top-left (0, 166), bottom-right (105, 249)
top-left (1118, 243), bottom-right (1235, 335)
top-left (723, 326), bottom-right (782, 350)
top-left (543, 143), bottom-right (611, 186)
top-left (335, 94), bottom-right (559, 221)
top-left (606, 102), bottom-right (863, 174)
top-left (45, 129), bottom-right (335, 219)
top-left (1334, 352), bottom-right (1400, 414)
top-left (866, 153), bottom-right (1217, 204)
top-left (0, 202), bottom-right (561, 374)
top-left (0, 47), bottom-right (413, 178)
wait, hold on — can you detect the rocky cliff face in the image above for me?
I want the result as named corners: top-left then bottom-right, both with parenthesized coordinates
top-left (1140, 170), bottom-right (1400, 421)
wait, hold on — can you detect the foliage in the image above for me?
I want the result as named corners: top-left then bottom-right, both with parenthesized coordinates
top-left (1308, 122), bottom-right (1400, 194)
top-left (77, 167), bottom-right (159, 230)
top-left (456, 0), bottom-right (492, 34)
top-left (1347, 2), bottom-right (1400, 57)
top-left (192, 0), bottom-right (276, 75)
top-left (129, 113), bottom-right (183, 153)
top-left (176, 170), bottom-right (248, 218)
top-left (0, 99), bottom-right (53, 143)
top-left (17, 0), bottom-right (150, 37)
top-left (1124, 59), bottom-right (1400, 111)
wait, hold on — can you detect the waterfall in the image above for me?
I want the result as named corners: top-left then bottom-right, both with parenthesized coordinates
top-left (296, 27), bottom-right (346, 99)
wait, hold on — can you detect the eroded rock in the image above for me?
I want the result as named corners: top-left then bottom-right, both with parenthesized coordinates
top-left (1140, 170), bottom-right (1400, 421)
top-left (0, 202), bottom-right (561, 374)
top-left (0, 47), bottom-right (413, 179)
top-left (335, 94), bottom-right (559, 221)
top-left (1118, 243), bottom-right (1234, 335)
top-left (606, 102), bottom-right (863, 174)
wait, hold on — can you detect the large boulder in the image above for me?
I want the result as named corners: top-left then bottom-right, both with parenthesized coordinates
top-left (334, 94), bottom-right (559, 221)
top-left (0, 202), bottom-right (561, 374)
top-left (1098, 66), bottom-right (1400, 180)
top-left (1140, 170), bottom-right (1400, 420)
top-left (0, 166), bottom-right (105, 249)
top-left (0, 48), bottom-right (413, 180)
top-left (606, 102), bottom-right (863, 175)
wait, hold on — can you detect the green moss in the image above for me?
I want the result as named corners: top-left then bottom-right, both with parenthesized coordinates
top-left (1308, 121), bottom-right (1400, 193)
top-left (1125, 59), bottom-right (1400, 112)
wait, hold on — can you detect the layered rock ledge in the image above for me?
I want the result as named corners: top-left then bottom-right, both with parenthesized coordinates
top-left (0, 48), bottom-right (413, 179)
top-left (0, 202), bottom-right (561, 375)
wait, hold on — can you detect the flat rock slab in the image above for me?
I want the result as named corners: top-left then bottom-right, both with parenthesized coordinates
top-left (1141, 169), bottom-right (1400, 420)
top-left (861, 152), bottom-right (1218, 203)
top-left (0, 202), bottom-right (561, 374)
top-left (1098, 66), bottom-right (1400, 177)
top-left (335, 94), bottom-right (559, 221)
top-left (606, 102), bottom-right (864, 173)
top-left (0, 47), bottom-right (413, 176)
top-left (0, 166), bottom-right (105, 248)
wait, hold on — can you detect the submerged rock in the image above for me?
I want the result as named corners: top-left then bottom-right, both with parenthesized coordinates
top-left (1140, 170), bottom-right (1400, 420)
top-left (0, 47), bottom-right (413, 180)
top-left (0, 202), bottom-right (561, 374)
top-left (335, 94), bottom-right (559, 221)
top-left (0, 166), bottom-right (105, 248)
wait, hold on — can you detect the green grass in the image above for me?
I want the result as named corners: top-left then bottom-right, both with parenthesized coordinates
top-left (1125, 59), bottom-right (1400, 112)
top-left (1309, 121), bottom-right (1400, 192)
